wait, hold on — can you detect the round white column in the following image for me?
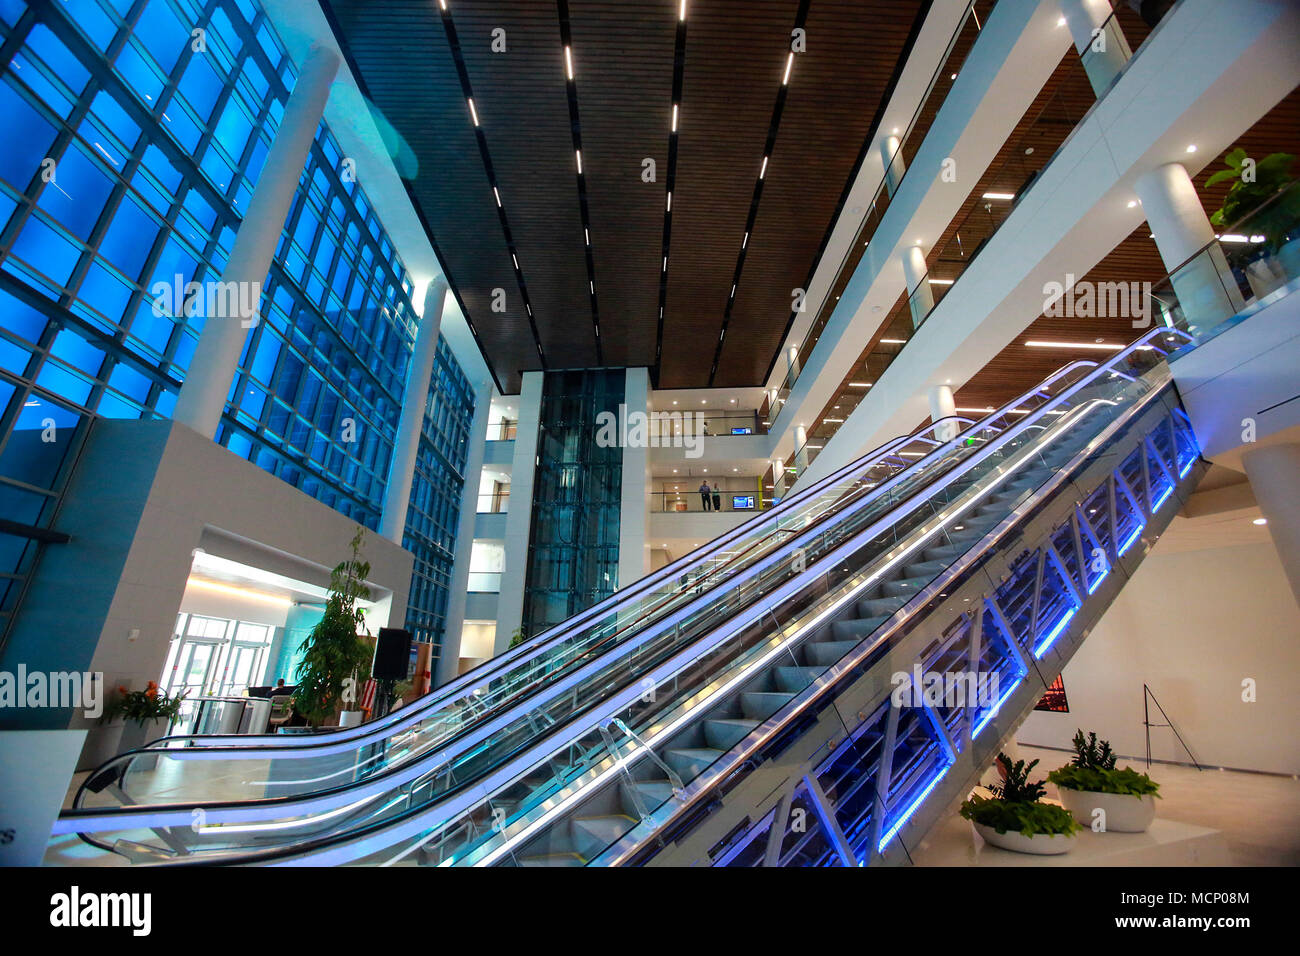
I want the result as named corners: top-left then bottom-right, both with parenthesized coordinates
top-left (929, 384), bottom-right (958, 441)
top-left (380, 276), bottom-right (450, 543)
top-left (1242, 442), bottom-right (1300, 606)
top-left (1135, 162), bottom-right (1243, 336)
top-left (1060, 0), bottom-right (1132, 96)
top-left (793, 425), bottom-right (810, 476)
top-left (880, 134), bottom-right (906, 197)
top-left (902, 245), bottom-right (935, 327)
top-left (173, 45), bottom-right (341, 438)
top-left (785, 345), bottom-right (800, 383)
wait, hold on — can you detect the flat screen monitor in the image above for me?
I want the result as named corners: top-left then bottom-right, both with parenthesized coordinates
top-left (732, 495), bottom-right (755, 510)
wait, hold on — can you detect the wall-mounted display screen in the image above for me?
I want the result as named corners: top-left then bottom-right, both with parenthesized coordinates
top-left (732, 495), bottom-right (755, 510)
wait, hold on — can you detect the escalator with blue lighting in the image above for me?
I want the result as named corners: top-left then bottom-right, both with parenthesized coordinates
top-left (50, 329), bottom-right (1202, 866)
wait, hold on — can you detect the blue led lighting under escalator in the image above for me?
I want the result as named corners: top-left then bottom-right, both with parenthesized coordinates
top-left (972, 678), bottom-right (1023, 738)
top-left (1033, 607), bottom-right (1076, 658)
top-left (874, 766), bottom-right (951, 855)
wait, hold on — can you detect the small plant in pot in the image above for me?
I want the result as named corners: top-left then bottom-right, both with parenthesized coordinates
top-left (960, 752), bottom-right (1081, 855)
top-left (1048, 730), bottom-right (1159, 833)
top-left (104, 681), bottom-right (187, 771)
top-left (293, 527), bottom-right (374, 728)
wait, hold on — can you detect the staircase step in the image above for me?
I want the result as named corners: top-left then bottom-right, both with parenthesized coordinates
top-left (571, 814), bottom-right (636, 858)
top-left (740, 691), bottom-right (795, 721)
top-left (905, 559), bottom-right (950, 578)
top-left (805, 639), bottom-right (859, 667)
top-left (881, 575), bottom-right (930, 598)
top-left (666, 747), bottom-right (724, 780)
top-left (775, 665), bottom-right (822, 694)
top-left (832, 615), bottom-right (891, 643)
top-left (859, 594), bottom-right (907, 617)
top-left (704, 717), bottom-right (761, 751)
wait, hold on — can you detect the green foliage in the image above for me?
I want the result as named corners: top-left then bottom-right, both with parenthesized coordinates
top-left (507, 626), bottom-right (525, 649)
top-left (959, 751), bottom-right (1081, 837)
top-left (1048, 764), bottom-right (1160, 797)
top-left (1069, 728), bottom-right (1117, 770)
top-left (104, 680), bottom-right (186, 727)
top-left (987, 753), bottom-right (1047, 804)
top-left (1205, 149), bottom-right (1300, 251)
top-left (959, 794), bottom-right (1081, 837)
top-left (293, 527), bottom-right (374, 726)
top-left (1050, 730), bottom-right (1158, 795)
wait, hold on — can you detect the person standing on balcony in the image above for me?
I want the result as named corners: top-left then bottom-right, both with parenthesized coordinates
top-left (712, 482), bottom-right (721, 512)
top-left (699, 480), bottom-right (712, 511)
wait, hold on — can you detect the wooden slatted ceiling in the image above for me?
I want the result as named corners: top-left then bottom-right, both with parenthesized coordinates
top-left (718, 0), bottom-right (925, 388)
top-left (568, 0), bottom-right (678, 370)
top-left (325, 0), bottom-right (924, 393)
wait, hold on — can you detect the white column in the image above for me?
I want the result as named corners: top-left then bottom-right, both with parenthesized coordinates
top-left (1242, 443), bottom-right (1300, 606)
top-left (1135, 162), bottom-right (1243, 337)
top-left (618, 368), bottom-right (651, 590)
top-left (495, 370), bottom-right (543, 654)
top-left (379, 277), bottom-right (449, 543)
top-left (435, 377), bottom-right (493, 686)
top-left (772, 457), bottom-right (786, 498)
top-left (793, 424), bottom-right (810, 476)
top-left (173, 45), bottom-right (340, 438)
top-left (880, 134), bottom-right (906, 197)
top-left (1060, 0), bottom-right (1133, 97)
top-left (929, 384), bottom-right (958, 441)
top-left (785, 345), bottom-right (800, 383)
top-left (902, 245), bottom-right (934, 327)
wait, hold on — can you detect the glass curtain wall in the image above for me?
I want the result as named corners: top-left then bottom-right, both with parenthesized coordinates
top-left (521, 369), bottom-right (623, 637)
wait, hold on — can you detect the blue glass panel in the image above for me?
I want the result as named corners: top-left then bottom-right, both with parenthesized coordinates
top-left (108, 361), bottom-right (151, 402)
top-left (10, 216), bottom-right (82, 286)
top-left (50, 329), bottom-right (104, 376)
top-left (161, 105), bottom-right (201, 151)
top-left (213, 98), bottom-right (252, 160)
top-left (97, 196), bottom-right (157, 279)
top-left (35, 359), bottom-right (92, 404)
top-left (0, 0), bottom-right (27, 28)
top-left (141, 143), bottom-right (182, 191)
top-left (0, 81), bottom-right (58, 190)
top-left (136, 0), bottom-right (187, 73)
top-left (0, 335), bottom-right (32, 376)
top-left (178, 50), bottom-right (222, 120)
top-left (113, 44), bottom-right (164, 106)
top-left (25, 25), bottom-right (90, 95)
top-left (61, 0), bottom-right (117, 47)
top-left (77, 262), bottom-right (134, 323)
top-left (36, 145), bottom-right (113, 241)
top-left (126, 301), bottom-right (173, 354)
top-left (0, 289), bottom-right (46, 343)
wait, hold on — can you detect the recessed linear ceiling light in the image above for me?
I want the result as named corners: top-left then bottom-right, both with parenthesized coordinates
top-left (439, 0), bottom-right (446, 9)
top-left (565, 46), bottom-right (574, 80)
top-left (848, 381), bottom-right (872, 387)
top-left (742, 232), bottom-right (749, 248)
top-left (467, 98), bottom-right (479, 126)
top-left (760, 156), bottom-right (769, 179)
top-left (1025, 340), bottom-right (1124, 350)
top-left (783, 53), bottom-right (794, 85)
top-left (928, 278), bottom-right (953, 285)
top-left (982, 192), bottom-right (1015, 200)
top-left (880, 338), bottom-right (906, 344)
top-left (823, 417), bottom-right (844, 423)
top-left (575, 149), bottom-right (583, 174)
top-left (663, 256), bottom-right (668, 271)
top-left (512, 254), bottom-right (519, 269)
top-left (680, 0), bottom-right (686, 20)
top-left (493, 187), bottom-right (501, 206)
top-left (585, 227), bottom-right (590, 245)
top-left (672, 104), bottom-right (678, 132)
top-left (1253, 517), bottom-right (1268, 526)
top-left (667, 191), bottom-right (672, 212)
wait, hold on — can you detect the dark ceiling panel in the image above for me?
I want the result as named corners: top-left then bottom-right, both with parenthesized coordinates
top-left (568, 0), bottom-right (678, 371)
top-left (718, 0), bottom-right (925, 387)
top-left (454, 2), bottom-right (595, 372)
top-left (326, 0), bottom-right (929, 393)
top-left (661, 0), bottom-right (797, 388)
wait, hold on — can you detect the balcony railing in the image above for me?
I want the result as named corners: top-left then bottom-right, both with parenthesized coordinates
top-left (650, 490), bottom-right (772, 514)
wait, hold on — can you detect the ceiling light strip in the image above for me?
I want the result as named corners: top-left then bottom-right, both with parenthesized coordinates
top-left (653, 7), bottom-right (690, 381)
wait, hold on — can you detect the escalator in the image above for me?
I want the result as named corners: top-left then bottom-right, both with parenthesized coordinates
top-left (51, 328), bottom-right (1201, 866)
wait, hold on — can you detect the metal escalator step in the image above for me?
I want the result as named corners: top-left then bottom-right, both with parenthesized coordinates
top-left (775, 665), bottom-right (822, 693)
top-left (704, 717), bottom-right (761, 750)
top-left (858, 594), bottom-right (907, 617)
top-left (880, 575), bottom-right (930, 598)
top-left (666, 747), bottom-right (725, 780)
top-left (904, 558), bottom-right (949, 578)
top-left (741, 691), bottom-right (796, 720)
top-left (518, 852), bottom-right (587, 867)
top-left (805, 639), bottom-right (859, 667)
top-left (572, 814), bottom-right (637, 858)
top-left (832, 615), bottom-right (891, 642)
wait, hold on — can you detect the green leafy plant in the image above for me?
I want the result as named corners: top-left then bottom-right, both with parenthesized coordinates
top-left (959, 752), bottom-right (1081, 837)
top-left (1205, 148), bottom-right (1300, 252)
top-left (293, 527), bottom-right (374, 726)
top-left (104, 681), bottom-right (186, 727)
top-left (1048, 728), bottom-right (1159, 797)
top-left (507, 626), bottom-right (525, 649)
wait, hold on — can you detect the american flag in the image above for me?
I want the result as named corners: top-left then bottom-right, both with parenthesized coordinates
top-left (360, 678), bottom-right (378, 714)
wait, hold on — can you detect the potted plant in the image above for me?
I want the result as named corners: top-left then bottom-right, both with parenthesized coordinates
top-left (959, 752), bottom-right (1081, 855)
top-left (1205, 149), bottom-right (1300, 294)
top-left (293, 527), bottom-right (374, 728)
top-left (1048, 730), bottom-right (1159, 833)
top-left (104, 681), bottom-right (187, 771)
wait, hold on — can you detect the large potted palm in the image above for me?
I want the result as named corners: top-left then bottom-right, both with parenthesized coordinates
top-left (293, 528), bottom-right (374, 728)
top-left (1205, 149), bottom-right (1300, 296)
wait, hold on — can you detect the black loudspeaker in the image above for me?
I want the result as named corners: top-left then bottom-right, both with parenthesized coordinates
top-left (372, 627), bottom-right (412, 681)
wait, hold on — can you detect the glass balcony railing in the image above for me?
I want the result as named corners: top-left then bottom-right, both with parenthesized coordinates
top-left (475, 492), bottom-right (510, 514)
top-left (650, 490), bottom-right (772, 514)
top-left (467, 571), bottom-right (502, 593)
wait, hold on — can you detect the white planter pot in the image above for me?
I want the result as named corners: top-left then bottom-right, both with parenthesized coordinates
top-left (1058, 788), bottom-right (1157, 833)
top-left (117, 718), bottom-right (168, 772)
top-left (338, 710), bottom-right (364, 728)
top-left (973, 822), bottom-right (1077, 855)
top-left (79, 720), bottom-right (125, 772)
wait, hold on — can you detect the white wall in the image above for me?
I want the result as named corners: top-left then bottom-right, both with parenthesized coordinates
top-left (1018, 529), bottom-right (1300, 775)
